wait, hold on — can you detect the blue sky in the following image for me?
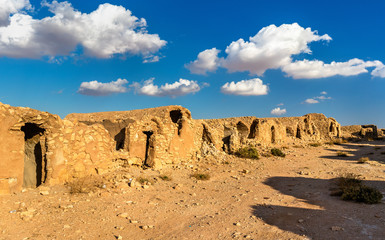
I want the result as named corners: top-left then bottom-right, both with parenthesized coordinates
top-left (1, 0), bottom-right (385, 127)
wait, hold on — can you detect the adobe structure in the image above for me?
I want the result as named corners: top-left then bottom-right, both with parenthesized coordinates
top-left (0, 102), bottom-right (348, 194)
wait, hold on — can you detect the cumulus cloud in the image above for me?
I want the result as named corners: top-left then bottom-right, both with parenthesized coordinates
top-left (0, 0), bottom-right (31, 26)
top-left (282, 59), bottom-right (383, 79)
top-left (131, 78), bottom-right (201, 97)
top-left (221, 78), bottom-right (268, 96)
top-left (271, 107), bottom-right (286, 116)
top-left (78, 78), bottom-right (128, 96)
top-left (303, 91), bottom-right (332, 104)
top-left (187, 23), bottom-right (385, 79)
top-left (185, 48), bottom-right (220, 75)
top-left (0, 1), bottom-right (166, 59)
top-left (304, 98), bottom-right (319, 104)
top-left (221, 23), bottom-right (331, 75)
top-left (372, 64), bottom-right (385, 78)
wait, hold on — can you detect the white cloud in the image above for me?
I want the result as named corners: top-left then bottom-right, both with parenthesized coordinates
top-left (0, 0), bottom-right (31, 26)
top-left (78, 78), bottom-right (128, 96)
top-left (187, 23), bottom-right (385, 79)
top-left (0, 1), bottom-right (166, 59)
top-left (304, 98), bottom-right (319, 104)
top-left (131, 78), bottom-right (201, 97)
top-left (320, 91), bottom-right (327, 95)
top-left (220, 23), bottom-right (331, 75)
top-left (221, 78), bottom-right (268, 96)
top-left (185, 48), bottom-right (220, 75)
top-left (372, 64), bottom-right (385, 78)
top-left (271, 107), bottom-right (286, 116)
top-left (282, 59), bottom-right (383, 79)
top-left (315, 95), bottom-right (331, 100)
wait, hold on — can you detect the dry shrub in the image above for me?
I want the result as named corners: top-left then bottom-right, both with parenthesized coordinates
top-left (336, 151), bottom-right (348, 157)
top-left (67, 175), bottom-right (105, 194)
top-left (309, 142), bottom-right (322, 147)
top-left (271, 148), bottom-right (285, 157)
top-left (332, 173), bottom-right (383, 204)
top-left (191, 173), bottom-right (210, 181)
top-left (327, 139), bottom-right (347, 145)
top-left (235, 147), bottom-right (259, 160)
top-left (357, 157), bottom-right (369, 164)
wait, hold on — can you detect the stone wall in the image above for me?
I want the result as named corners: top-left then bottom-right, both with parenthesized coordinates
top-left (66, 106), bottom-right (196, 169)
top-left (341, 125), bottom-right (384, 140)
top-left (0, 102), bottom-right (115, 194)
top-left (194, 113), bottom-right (341, 155)
top-left (1, 102), bottom-right (346, 194)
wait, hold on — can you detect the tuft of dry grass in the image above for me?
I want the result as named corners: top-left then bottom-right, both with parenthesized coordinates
top-left (67, 175), bottom-right (105, 194)
top-left (191, 173), bottom-right (210, 181)
top-left (336, 151), bottom-right (348, 157)
top-left (327, 139), bottom-right (348, 145)
top-left (309, 142), bottom-right (322, 147)
top-left (357, 157), bottom-right (369, 164)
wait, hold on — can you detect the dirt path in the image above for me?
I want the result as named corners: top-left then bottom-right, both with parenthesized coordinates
top-left (1, 141), bottom-right (385, 240)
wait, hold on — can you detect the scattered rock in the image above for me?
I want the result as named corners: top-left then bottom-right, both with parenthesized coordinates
top-left (331, 226), bottom-right (344, 231)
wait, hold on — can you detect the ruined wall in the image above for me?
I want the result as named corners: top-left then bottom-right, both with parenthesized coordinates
top-left (0, 102), bottom-right (115, 194)
top-left (1, 102), bottom-right (346, 194)
top-left (193, 113), bottom-right (341, 155)
top-left (66, 106), bottom-right (196, 169)
top-left (342, 125), bottom-right (384, 140)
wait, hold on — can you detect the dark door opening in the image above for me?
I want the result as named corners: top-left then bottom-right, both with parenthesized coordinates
top-left (170, 110), bottom-right (183, 135)
top-left (143, 131), bottom-right (155, 168)
top-left (115, 128), bottom-right (126, 150)
top-left (21, 123), bottom-right (46, 188)
top-left (248, 120), bottom-right (259, 139)
top-left (271, 126), bottom-right (276, 143)
top-left (296, 126), bottom-right (301, 139)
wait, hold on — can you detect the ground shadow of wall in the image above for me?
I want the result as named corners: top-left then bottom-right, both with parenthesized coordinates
top-left (251, 176), bottom-right (385, 240)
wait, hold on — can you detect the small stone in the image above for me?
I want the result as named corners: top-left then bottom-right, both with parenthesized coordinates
top-left (234, 222), bottom-right (241, 226)
top-left (117, 213), bottom-right (129, 218)
top-left (244, 235), bottom-right (251, 239)
top-left (63, 225), bottom-right (70, 229)
top-left (140, 225), bottom-right (148, 230)
top-left (114, 235), bottom-right (123, 240)
top-left (130, 220), bottom-right (138, 224)
top-left (142, 185), bottom-right (150, 189)
top-left (331, 226), bottom-right (344, 231)
top-left (39, 190), bottom-right (49, 196)
top-left (298, 219), bottom-right (304, 223)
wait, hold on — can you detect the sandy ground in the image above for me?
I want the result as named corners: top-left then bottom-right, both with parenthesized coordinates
top-left (1, 141), bottom-right (385, 240)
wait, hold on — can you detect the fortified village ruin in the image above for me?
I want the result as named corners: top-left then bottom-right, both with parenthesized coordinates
top-left (1, 101), bottom-right (384, 195)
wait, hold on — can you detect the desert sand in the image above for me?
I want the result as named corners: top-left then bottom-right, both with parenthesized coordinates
top-left (1, 141), bottom-right (384, 240)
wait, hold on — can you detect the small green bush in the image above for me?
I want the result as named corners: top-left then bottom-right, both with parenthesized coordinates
top-left (159, 175), bottom-right (172, 181)
top-left (191, 173), bottom-right (210, 181)
top-left (235, 147), bottom-right (259, 159)
top-left (334, 173), bottom-right (383, 204)
top-left (137, 177), bottom-right (150, 185)
top-left (336, 151), bottom-right (348, 157)
top-left (271, 148), bottom-right (285, 157)
top-left (357, 157), bottom-right (369, 164)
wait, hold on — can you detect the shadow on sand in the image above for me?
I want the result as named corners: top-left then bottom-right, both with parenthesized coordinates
top-left (252, 141), bottom-right (385, 239)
